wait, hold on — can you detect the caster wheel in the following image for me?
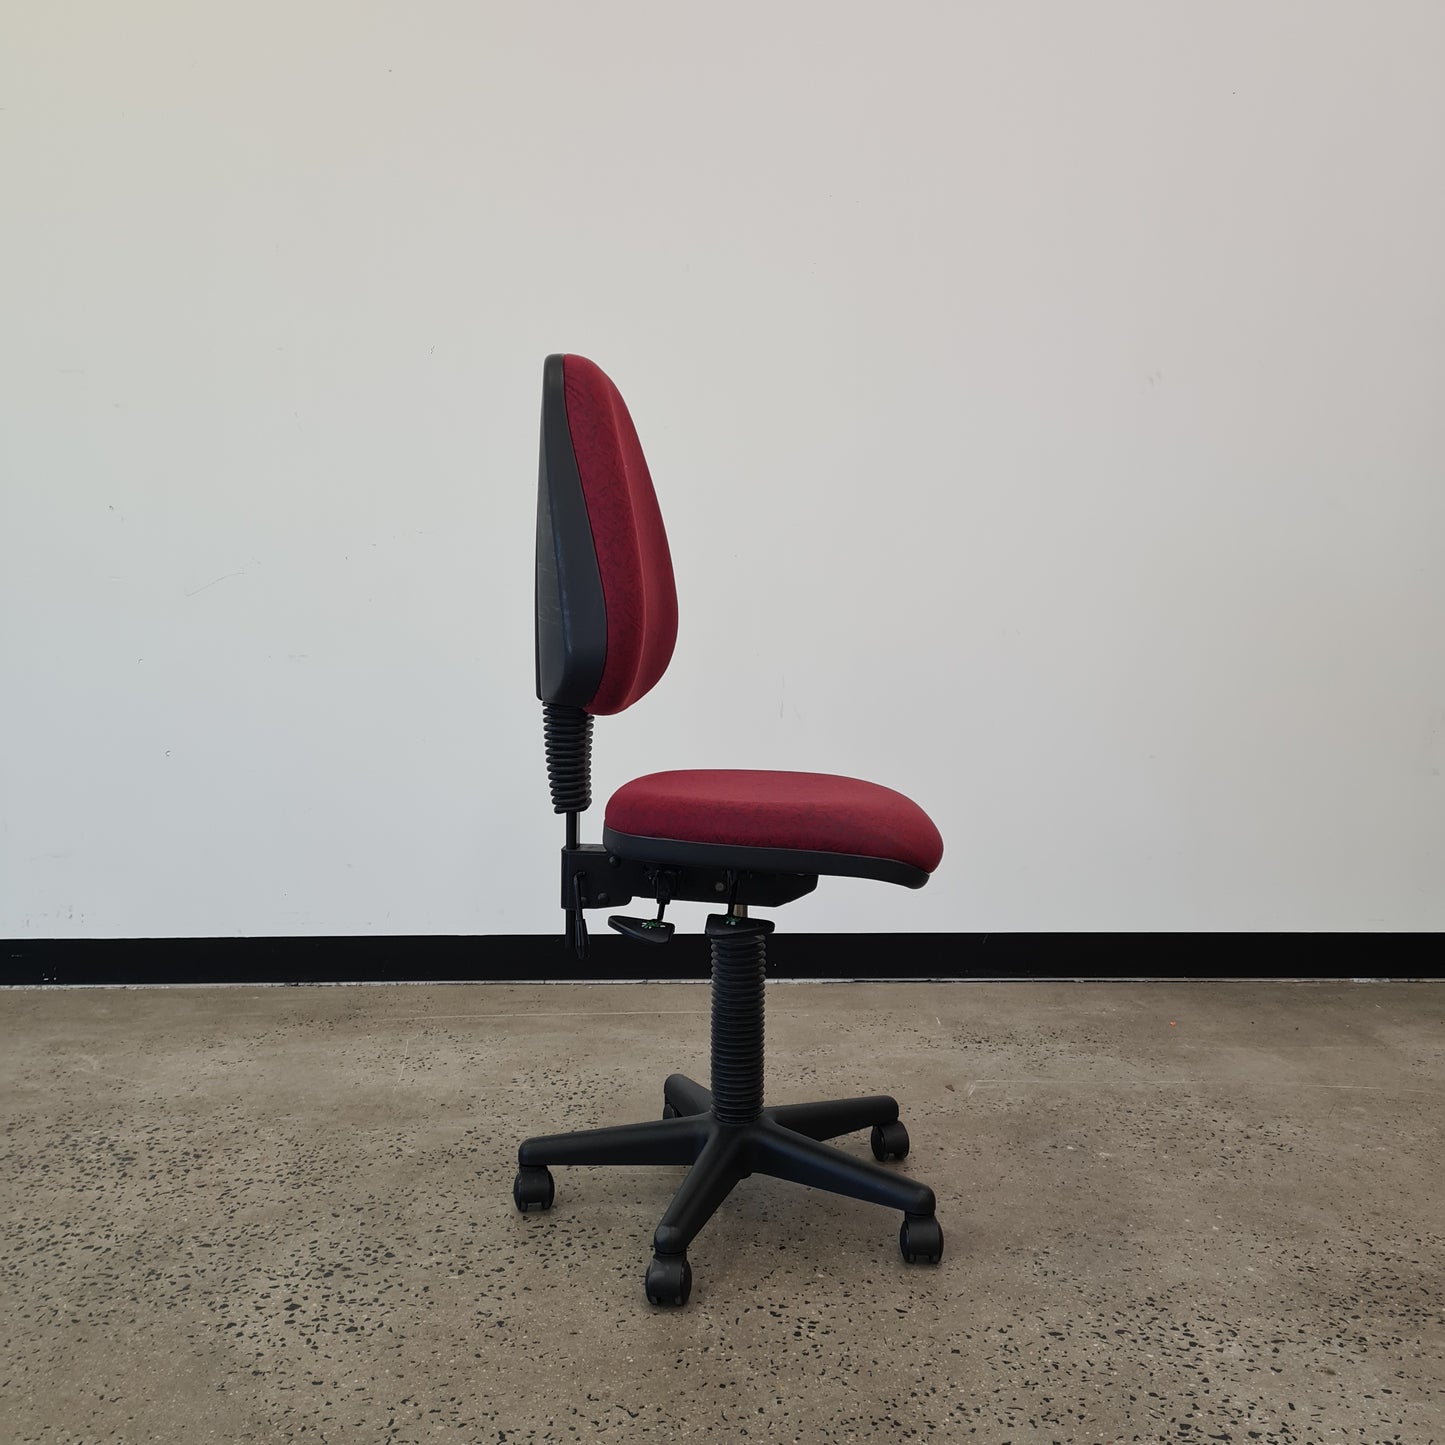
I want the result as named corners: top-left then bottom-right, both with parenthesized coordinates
top-left (899, 1212), bottom-right (943, 1265)
top-left (512, 1165), bottom-right (555, 1212)
top-left (871, 1120), bottom-right (910, 1161)
top-left (645, 1252), bottom-right (692, 1306)
top-left (662, 1102), bottom-right (679, 1119)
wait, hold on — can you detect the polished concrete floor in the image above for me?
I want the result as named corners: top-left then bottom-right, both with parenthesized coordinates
top-left (0, 980), bottom-right (1440, 1444)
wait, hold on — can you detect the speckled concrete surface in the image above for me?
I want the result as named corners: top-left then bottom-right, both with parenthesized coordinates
top-left (0, 981), bottom-right (1441, 1444)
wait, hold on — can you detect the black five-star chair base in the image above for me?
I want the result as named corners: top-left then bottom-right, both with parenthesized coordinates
top-left (512, 915), bottom-right (944, 1306)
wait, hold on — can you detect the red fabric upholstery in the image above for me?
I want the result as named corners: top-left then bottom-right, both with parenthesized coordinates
top-left (605, 771), bottom-right (944, 873)
top-left (563, 355), bottom-right (678, 715)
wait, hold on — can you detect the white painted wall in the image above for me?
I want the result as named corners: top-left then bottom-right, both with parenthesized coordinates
top-left (4, 2), bottom-right (1443, 938)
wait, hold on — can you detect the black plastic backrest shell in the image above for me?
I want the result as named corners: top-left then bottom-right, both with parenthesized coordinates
top-left (535, 354), bottom-right (607, 707)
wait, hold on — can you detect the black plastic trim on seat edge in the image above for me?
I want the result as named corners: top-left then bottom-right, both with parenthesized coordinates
top-left (2, 935), bottom-right (1436, 987)
top-left (535, 353), bottom-right (607, 708)
top-left (600, 827), bottom-right (933, 889)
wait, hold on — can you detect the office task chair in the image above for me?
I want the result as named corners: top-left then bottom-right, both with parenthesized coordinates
top-left (515, 354), bottom-right (946, 1306)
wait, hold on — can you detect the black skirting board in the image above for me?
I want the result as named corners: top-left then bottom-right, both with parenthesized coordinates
top-left (1, 933), bottom-right (1435, 986)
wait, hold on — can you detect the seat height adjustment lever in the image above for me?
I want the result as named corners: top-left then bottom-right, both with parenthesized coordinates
top-left (609, 882), bottom-right (675, 945)
top-left (607, 914), bottom-right (675, 944)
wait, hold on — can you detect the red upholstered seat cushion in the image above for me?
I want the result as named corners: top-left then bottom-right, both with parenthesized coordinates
top-left (605, 770), bottom-right (944, 874)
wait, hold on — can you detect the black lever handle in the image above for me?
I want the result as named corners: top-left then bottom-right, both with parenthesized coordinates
top-left (608, 916), bottom-right (675, 944)
top-left (570, 873), bottom-right (589, 959)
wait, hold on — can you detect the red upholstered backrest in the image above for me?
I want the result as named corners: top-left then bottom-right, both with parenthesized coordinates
top-left (562, 355), bottom-right (678, 714)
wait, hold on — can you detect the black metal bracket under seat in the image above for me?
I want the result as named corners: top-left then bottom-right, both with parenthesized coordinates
top-left (560, 843), bottom-right (819, 913)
